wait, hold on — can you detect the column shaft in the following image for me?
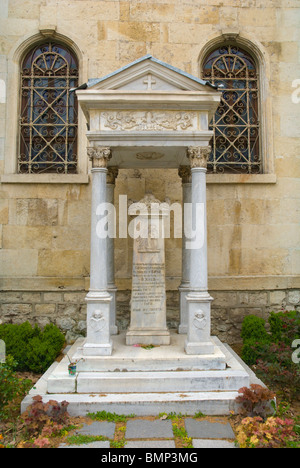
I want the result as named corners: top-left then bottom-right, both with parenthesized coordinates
top-left (107, 167), bottom-right (119, 335)
top-left (178, 166), bottom-right (192, 334)
top-left (184, 146), bottom-right (214, 355)
top-left (84, 147), bottom-right (113, 356)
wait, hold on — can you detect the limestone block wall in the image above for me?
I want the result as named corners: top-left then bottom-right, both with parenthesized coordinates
top-left (0, 288), bottom-right (299, 345)
top-left (0, 0), bottom-right (299, 344)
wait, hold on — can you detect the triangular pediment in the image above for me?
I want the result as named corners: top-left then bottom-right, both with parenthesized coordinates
top-left (87, 55), bottom-right (216, 93)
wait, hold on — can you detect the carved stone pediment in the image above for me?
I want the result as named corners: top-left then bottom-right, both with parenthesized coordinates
top-left (86, 55), bottom-right (216, 93)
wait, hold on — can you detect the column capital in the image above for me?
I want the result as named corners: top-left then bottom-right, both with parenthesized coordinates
top-left (107, 166), bottom-right (119, 184)
top-left (87, 146), bottom-right (112, 169)
top-left (187, 146), bottom-right (211, 169)
top-left (178, 165), bottom-right (192, 184)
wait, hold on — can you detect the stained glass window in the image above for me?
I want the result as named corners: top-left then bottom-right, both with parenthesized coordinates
top-left (19, 41), bottom-right (79, 174)
top-left (202, 45), bottom-right (261, 174)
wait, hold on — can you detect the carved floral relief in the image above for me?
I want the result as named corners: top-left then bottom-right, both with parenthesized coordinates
top-left (101, 111), bottom-right (197, 132)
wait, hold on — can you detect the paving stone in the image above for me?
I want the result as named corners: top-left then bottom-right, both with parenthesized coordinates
top-left (185, 419), bottom-right (235, 439)
top-left (125, 419), bottom-right (174, 439)
top-left (76, 421), bottom-right (115, 438)
top-left (193, 439), bottom-right (237, 448)
top-left (59, 441), bottom-right (110, 448)
top-left (126, 440), bottom-right (176, 448)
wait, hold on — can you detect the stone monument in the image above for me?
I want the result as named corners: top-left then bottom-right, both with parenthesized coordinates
top-left (22, 56), bottom-right (251, 417)
top-left (126, 194), bottom-right (171, 345)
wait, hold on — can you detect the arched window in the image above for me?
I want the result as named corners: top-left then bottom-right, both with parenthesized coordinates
top-left (202, 44), bottom-right (261, 174)
top-left (19, 41), bottom-right (79, 174)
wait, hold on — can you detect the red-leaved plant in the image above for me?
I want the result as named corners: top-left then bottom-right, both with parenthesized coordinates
top-left (236, 384), bottom-right (276, 418)
top-left (21, 395), bottom-right (70, 446)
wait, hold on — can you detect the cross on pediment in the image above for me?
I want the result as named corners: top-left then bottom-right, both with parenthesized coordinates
top-left (143, 73), bottom-right (156, 90)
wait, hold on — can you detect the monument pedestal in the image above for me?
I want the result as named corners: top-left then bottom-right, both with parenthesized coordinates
top-left (184, 292), bottom-right (215, 355)
top-left (126, 195), bottom-right (170, 346)
top-left (83, 291), bottom-right (113, 356)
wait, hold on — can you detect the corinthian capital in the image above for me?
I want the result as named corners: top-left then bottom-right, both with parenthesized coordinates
top-left (87, 147), bottom-right (112, 168)
top-left (187, 146), bottom-right (211, 169)
top-left (178, 165), bottom-right (191, 184)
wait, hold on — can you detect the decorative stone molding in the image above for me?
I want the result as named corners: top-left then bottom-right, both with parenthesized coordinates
top-left (178, 165), bottom-right (192, 184)
top-left (39, 26), bottom-right (57, 38)
top-left (87, 147), bottom-right (112, 168)
top-left (193, 310), bottom-right (207, 330)
top-left (102, 111), bottom-right (196, 132)
top-left (187, 146), bottom-right (211, 169)
top-left (107, 166), bottom-right (119, 185)
top-left (221, 29), bottom-right (240, 42)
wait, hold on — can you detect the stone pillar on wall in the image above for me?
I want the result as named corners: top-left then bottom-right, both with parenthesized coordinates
top-left (107, 166), bottom-right (119, 335)
top-left (83, 147), bottom-right (113, 356)
top-left (184, 146), bottom-right (214, 355)
top-left (178, 165), bottom-right (192, 334)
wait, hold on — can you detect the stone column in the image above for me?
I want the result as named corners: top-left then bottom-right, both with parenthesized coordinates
top-left (178, 166), bottom-right (192, 334)
top-left (184, 146), bottom-right (214, 355)
top-left (107, 166), bottom-right (119, 335)
top-left (83, 147), bottom-right (113, 356)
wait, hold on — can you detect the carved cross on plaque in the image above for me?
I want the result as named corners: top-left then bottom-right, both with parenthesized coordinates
top-left (143, 73), bottom-right (156, 90)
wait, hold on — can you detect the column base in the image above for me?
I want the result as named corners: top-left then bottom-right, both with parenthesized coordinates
top-left (84, 290), bottom-right (113, 356)
top-left (82, 340), bottom-right (113, 357)
top-left (178, 284), bottom-right (190, 334)
top-left (178, 324), bottom-right (188, 335)
top-left (108, 285), bottom-right (118, 335)
top-left (184, 291), bottom-right (214, 355)
top-left (184, 339), bottom-right (215, 355)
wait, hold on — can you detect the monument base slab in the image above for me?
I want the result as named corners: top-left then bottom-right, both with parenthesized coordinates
top-left (126, 328), bottom-right (171, 346)
top-left (19, 331), bottom-right (264, 416)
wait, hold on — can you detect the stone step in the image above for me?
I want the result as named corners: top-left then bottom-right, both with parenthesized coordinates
top-left (75, 352), bottom-right (227, 372)
top-left (72, 334), bottom-right (227, 372)
top-left (76, 369), bottom-right (249, 393)
top-left (46, 334), bottom-right (250, 394)
top-left (21, 391), bottom-right (243, 417)
top-left (21, 337), bottom-right (264, 416)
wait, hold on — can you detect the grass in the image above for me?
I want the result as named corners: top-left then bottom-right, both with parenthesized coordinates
top-left (87, 410), bottom-right (136, 423)
top-left (66, 434), bottom-right (108, 445)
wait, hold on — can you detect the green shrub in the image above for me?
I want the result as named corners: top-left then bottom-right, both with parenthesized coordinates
top-left (241, 315), bottom-right (270, 365)
top-left (0, 322), bottom-right (65, 373)
top-left (26, 324), bottom-right (65, 373)
top-left (0, 322), bottom-right (40, 370)
top-left (241, 315), bottom-right (269, 342)
top-left (0, 356), bottom-right (32, 420)
top-left (268, 310), bottom-right (300, 345)
top-left (241, 311), bottom-right (300, 402)
top-left (241, 338), bottom-right (269, 366)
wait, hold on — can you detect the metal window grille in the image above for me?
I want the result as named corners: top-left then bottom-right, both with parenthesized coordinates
top-left (202, 45), bottom-right (261, 174)
top-left (19, 42), bottom-right (79, 174)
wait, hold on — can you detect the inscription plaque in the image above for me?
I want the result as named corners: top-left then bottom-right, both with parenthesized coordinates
top-left (126, 195), bottom-right (171, 345)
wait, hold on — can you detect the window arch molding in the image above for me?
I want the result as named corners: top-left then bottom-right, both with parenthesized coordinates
top-left (2, 29), bottom-right (88, 182)
top-left (198, 33), bottom-right (275, 178)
